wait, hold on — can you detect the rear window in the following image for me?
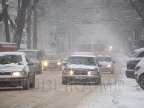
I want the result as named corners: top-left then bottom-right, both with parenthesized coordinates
top-left (21, 51), bottom-right (37, 59)
top-left (96, 57), bottom-right (112, 62)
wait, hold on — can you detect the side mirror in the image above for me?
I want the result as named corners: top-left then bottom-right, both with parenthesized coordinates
top-left (62, 60), bottom-right (67, 66)
top-left (39, 57), bottom-right (42, 60)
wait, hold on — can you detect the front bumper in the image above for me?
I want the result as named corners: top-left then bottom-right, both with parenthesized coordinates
top-left (99, 67), bottom-right (113, 72)
top-left (134, 74), bottom-right (139, 83)
top-left (126, 69), bottom-right (135, 79)
top-left (62, 75), bottom-right (100, 83)
top-left (0, 77), bottom-right (28, 87)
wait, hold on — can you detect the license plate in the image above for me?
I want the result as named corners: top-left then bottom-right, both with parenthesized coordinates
top-left (75, 76), bottom-right (86, 79)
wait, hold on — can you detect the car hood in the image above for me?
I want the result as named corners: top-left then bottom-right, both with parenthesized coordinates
top-left (47, 59), bottom-right (60, 63)
top-left (0, 64), bottom-right (25, 72)
top-left (65, 64), bottom-right (97, 70)
top-left (98, 61), bottom-right (112, 66)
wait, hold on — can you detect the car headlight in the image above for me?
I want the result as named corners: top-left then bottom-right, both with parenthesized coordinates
top-left (12, 71), bottom-right (25, 77)
top-left (43, 61), bottom-right (48, 67)
top-left (107, 65), bottom-right (111, 67)
top-left (70, 70), bottom-right (74, 75)
top-left (63, 69), bottom-right (74, 75)
top-left (88, 70), bottom-right (97, 75)
top-left (57, 61), bottom-right (62, 66)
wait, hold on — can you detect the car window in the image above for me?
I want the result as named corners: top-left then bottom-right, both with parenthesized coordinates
top-left (36, 51), bottom-right (42, 59)
top-left (96, 57), bottom-right (112, 62)
top-left (23, 51), bottom-right (37, 59)
top-left (45, 54), bottom-right (59, 60)
top-left (0, 55), bottom-right (22, 64)
top-left (67, 56), bottom-right (96, 66)
top-left (137, 51), bottom-right (144, 58)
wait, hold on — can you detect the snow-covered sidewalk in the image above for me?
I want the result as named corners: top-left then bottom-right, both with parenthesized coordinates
top-left (76, 53), bottom-right (144, 108)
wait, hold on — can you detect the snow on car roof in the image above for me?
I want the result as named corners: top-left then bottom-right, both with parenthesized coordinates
top-left (0, 42), bottom-right (16, 45)
top-left (134, 48), bottom-right (144, 52)
top-left (71, 52), bottom-right (95, 57)
top-left (0, 52), bottom-right (25, 56)
top-left (96, 55), bottom-right (111, 58)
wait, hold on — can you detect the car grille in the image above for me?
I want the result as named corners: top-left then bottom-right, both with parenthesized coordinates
top-left (127, 60), bottom-right (140, 70)
top-left (74, 70), bottom-right (88, 75)
top-left (49, 63), bottom-right (56, 66)
top-left (0, 72), bottom-right (12, 75)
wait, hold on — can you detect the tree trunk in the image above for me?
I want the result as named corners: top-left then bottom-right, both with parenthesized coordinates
top-left (33, 5), bottom-right (38, 49)
top-left (2, 0), bottom-right (10, 42)
top-left (13, 0), bottom-right (29, 49)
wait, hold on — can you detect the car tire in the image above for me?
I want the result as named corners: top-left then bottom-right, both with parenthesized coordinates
top-left (30, 74), bottom-right (35, 88)
top-left (111, 68), bottom-right (114, 74)
top-left (36, 70), bottom-right (42, 74)
top-left (23, 80), bottom-right (30, 90)
top-left (138, 74), bottom-right (144, 90)
top-left (62, 79), bottom-right (67, 85)
top-left (95, 78), bottom-right (101, 85)
top-left (43, 68), bottom-right (47, 71)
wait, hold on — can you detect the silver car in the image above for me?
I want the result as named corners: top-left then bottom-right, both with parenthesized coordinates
top-left (18, 50), bottom-right (43, 74)
top-left (62, 52), bottom-right (101, 84)
top-left (96, 56), bottom-right (115, 74)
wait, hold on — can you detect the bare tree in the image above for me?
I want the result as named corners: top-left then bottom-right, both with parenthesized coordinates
top-left (13, 0), bottom-right (29, 49)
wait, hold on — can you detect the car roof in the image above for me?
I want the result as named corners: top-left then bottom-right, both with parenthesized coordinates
top-left (71, 52), bottom-right (95, 57)
top-left (18, 50), bottom-right (38, 52)
top-left (134, 48), bottom-right (144, 53)
top-left (96, 55), bottom-right (111, 58)
top-left (0, 52), bottom-right (25, 56)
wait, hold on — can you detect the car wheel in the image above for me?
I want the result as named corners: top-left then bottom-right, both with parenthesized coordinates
top-left (36, 70), bottom-right (42, 74)
top-left (23, 80), bottom-right (30, 90)
top-left (43, 68), bottom-right (47, 71)
top-left (95, 78), bottom-right (101, 85)
top-left (30, 74), bottom-right (35, 88)
top-left (139, 74), bottom-right (144, 90)
top-left (111, 68), bottom-right (114, 74)
top-left (62, 79), bottom-right (67, 85)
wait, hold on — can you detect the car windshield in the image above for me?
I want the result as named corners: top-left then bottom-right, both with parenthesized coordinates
top-left (97, 57), bottom-right (112, 62)
top-left (45, 54), bottom-right (59, 60)
top-left (0, 55), bottom-right (22, 65)
top-left (67, 56), bottom-right (96, 66)
top-left (23, 51), bottom-right (37, 59)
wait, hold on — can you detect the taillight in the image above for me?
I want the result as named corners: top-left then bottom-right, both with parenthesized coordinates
top-left (135, 66), bottom-right (141, 71)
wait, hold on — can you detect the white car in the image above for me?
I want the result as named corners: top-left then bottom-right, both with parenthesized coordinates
top-left (62, 52), bottom-right (101, 84)
top-left (134, 58), bottom-right (144, 90)
top-left (96, 56), bottom-right (115, 74)
top-left (0, 52), bottom-right (35, 90)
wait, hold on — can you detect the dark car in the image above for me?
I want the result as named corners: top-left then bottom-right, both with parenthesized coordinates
top-left (126, 48), bottom-right (144, 79)
top-left (42, 51), bottom-right (62, 71)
